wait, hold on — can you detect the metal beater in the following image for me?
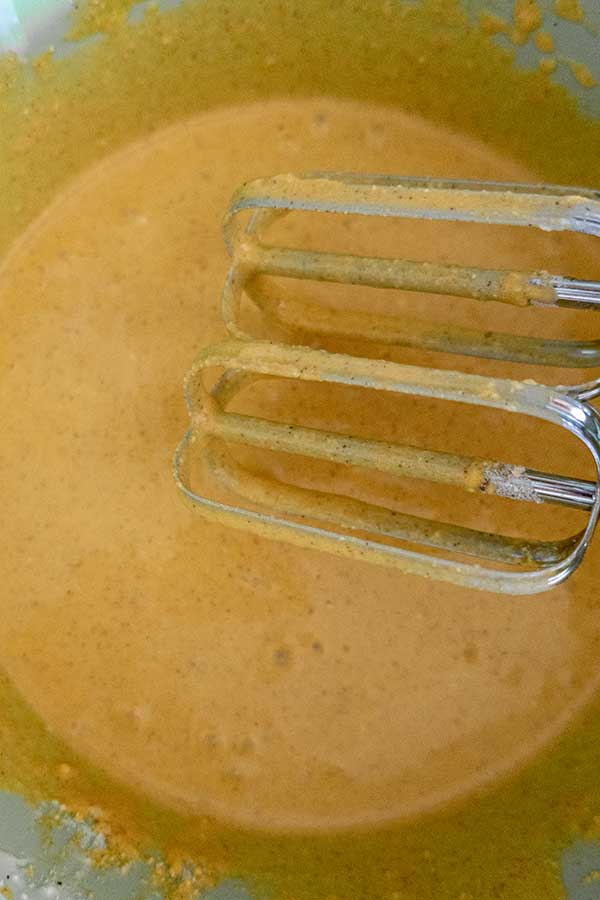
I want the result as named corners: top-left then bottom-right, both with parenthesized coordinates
top-left (174, 174), bottom-right (600, 595)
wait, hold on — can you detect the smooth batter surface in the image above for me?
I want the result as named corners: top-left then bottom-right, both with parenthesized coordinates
top-left (2, 98), bottom-right (600, 833)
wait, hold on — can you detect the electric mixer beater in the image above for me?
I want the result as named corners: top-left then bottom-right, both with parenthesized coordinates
top-left (174, 174), bottom-right (600, 595)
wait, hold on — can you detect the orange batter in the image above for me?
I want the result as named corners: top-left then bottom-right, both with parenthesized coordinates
top-left (2, 98), bottom-right (600, 833)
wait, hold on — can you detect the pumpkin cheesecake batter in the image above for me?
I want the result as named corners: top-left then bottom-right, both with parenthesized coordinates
top-left (2, 98), bottom-right (600, 833)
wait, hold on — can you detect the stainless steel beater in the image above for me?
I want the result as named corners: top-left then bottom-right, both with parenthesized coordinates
top-left (174, 174), bottom-right (600, 595)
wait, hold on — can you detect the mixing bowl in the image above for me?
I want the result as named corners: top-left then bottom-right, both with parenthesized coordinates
top-left (1, 1), bottom-right (600, 898)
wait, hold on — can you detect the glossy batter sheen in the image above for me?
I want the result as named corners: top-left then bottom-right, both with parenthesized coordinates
top-left (2, 98), bottom-right (600, 833)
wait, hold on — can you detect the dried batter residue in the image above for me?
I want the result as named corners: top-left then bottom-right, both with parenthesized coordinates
top-left (534, 30), bottom-right (555, 53)
top-left (553, 0), bottom-right (584, 22)
top-left (511, 0), bottom-right (543, 45)
top-left (479, 10), bottom-right (508, 34)
top-left (567, 59), bottom-right (597, 88)
top-left (539, 56), bottom-right (558, 73)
